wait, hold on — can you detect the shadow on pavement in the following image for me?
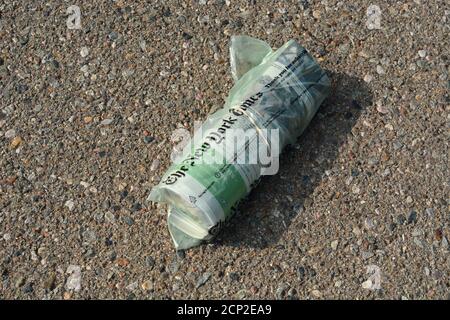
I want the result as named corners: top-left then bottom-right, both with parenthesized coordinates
top-left (214, 71), bottom-right (374, 249)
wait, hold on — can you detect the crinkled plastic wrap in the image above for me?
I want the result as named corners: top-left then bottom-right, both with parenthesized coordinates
top-left (148, 36), bottom-right (331, 249)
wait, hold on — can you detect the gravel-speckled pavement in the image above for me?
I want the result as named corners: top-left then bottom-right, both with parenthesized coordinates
top-left (0, 0), bottom-right (449, 299)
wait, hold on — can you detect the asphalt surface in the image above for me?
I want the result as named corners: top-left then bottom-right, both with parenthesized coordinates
top-left (0, 0), bottom-right (449, 299)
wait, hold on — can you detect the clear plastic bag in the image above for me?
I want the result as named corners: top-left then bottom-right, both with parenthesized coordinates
top-left (148, 36), bottom-right (331, 249)
top-left (229, 35), bottom-right (273, 82)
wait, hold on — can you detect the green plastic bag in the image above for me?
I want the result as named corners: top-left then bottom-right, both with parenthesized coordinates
top-left (148, 36), bottom-right (331, 249)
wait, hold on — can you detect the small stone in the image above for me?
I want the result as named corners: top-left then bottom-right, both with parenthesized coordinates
top-left (117, 258), bottom-right (130, 267)
top-left (393, 141), bottom-right (403, 150)
top-left (126, 281), bottom-right (138, 291)
top-left (144, 136), bottom-right (155, 144)
top-left (20, 35), bottom-right (29, 46)
top-left (418, 50), bottom-right (427, 58)
top-left (182, 32), bottom-right (192, 41)
top-left (441, 237), bottom-right (449, 250)
top-left (122, 69), bottom-right (135, 78)
top-left (105, 211), bottom-right (116, 223)
top-left (3, 233), bottom-right (11, 241)
top-left (297, 266), bottom-right (306, 280)
top-left (364, 217), bottom-right (375, 229)
top-left (361, 279), bottom-right (373, 289)
top-left (376, 65), bottom-right (385, 75)
top-left (108, 251), bottom-right (117, 261)
top-left (141, 280), bottom-right (153, 291)
top-left (352, 185), bottom-right (360, 194)
top-left (359, 50), bottom-right (370, 58)
top-left (80, 181), bottom-right (90, 188)
top-left (361, 251), bottom-right (374, 260)
top-left (406, 196), bottom-right (413, 204)
top-left (338, 44), bottom-right (349, 55)
top-left (123, 216), bottom-right (134, 226)
top-left (434, 228), bottom-right (443, 241)
top-left (80, 47), bottom-right (89, 58)
top-left (331, 240), bottom-right (339, 250)
top-left (312, 10), bottom-right (321, 19)
top-left (276, 283), bottom-right (289, 299)
top-left (376, 102), bottom-right (389, 114)
top-left (83, 116), bottom-right (93, 124)
top-left (413, 237), bottom-right (424, 248)
top-left (37, 246), bottom-right (47, 257)
top-left (228, 272), bottom-right (240, 282)
top-left (363, 74), bottom-right (373, 83)
top-left (63, 292), bottom-right (72, 300)
top-left (235, 289), bottom-right (247, 299)
top-left (100, 118), bottom-right (113, 125)
top-left (297, 266), bottom-right (316, 281)
top-left (425, 208), bottom-right (434, 218)
top-left (407, 211), bottom-right (417, 224)
top-left (66, 265), bottom-right (82, 292)
top-left (15, 276), bottom-right (25, 288)
top-left (80, 65), bottom-right (89, 74)
top-left (44, 273), bottom-right (56, 291)
top-left (159, 271), bottom-right (169, 280)
top-left (352, 226), bottom-right (362, 236)
top-left (4, 129), bottom-right (16, 138)
top-left (102, 200), bottom-right (111, 210)
top-left (65, 200), bottom-right (75, 211)
top-left (433, 270), bottom-right (443, 280)
top-left (131, 202), bottom-right (142, 212)
top-left (120, 190), bottom-right (128, 199)
top-left (195, 272), bottom-right (211, 289)
top-left (287, 288), bottom-right (297, 299)
top-left (168, 257), bottom-right (180, 273)
top-left (139, 40), bottom-right (147, 51)
top-left (10, 136), bottom-right (22, 148)
top-left (16, 84), bottom-right (29, 94)
top-left (22, 282), bottom-right (33, 293)
top-left (176, 250), bottom-right (186, 259)
top-left (108, 31), bottom-right (119, 41)
top-left (311, 289), bottom-right (322, 298)
top-left (368, 157), bottom-right (379, 166)
top-left (31, 250), bottom-right (38, 261)
top-left (396, 214), bottom-right (406, 225)
top-left (197, 15), bottom-right (209, 24)
top-left (82, 230), bottom-right (97, 243)
top-left (388, 223), bottom-right (396, 232)
top-left (145, 256), bottom-right (155, 268)
top-left (292, 203), bottom-right (304, 214)
top-left (150, 159), bottom-right (160, 171)
top-left (416, 60), bottom-right (426, 68)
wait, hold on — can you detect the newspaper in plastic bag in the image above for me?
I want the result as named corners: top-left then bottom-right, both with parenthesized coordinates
top-left (148, 36), bottom-right (331, 249)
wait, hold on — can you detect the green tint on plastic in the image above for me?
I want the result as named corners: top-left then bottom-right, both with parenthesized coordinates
top-left (148, 36), bottom-right (331, 250)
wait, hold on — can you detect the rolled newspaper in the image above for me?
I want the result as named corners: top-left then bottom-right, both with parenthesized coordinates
top-left (148, 36), bottom-right (331, 249)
